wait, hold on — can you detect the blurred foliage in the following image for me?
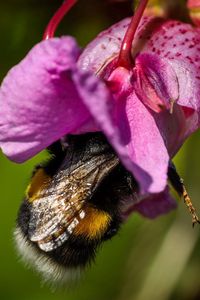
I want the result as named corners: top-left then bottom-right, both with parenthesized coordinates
top-left (0, 1), bottom-right (200, 300)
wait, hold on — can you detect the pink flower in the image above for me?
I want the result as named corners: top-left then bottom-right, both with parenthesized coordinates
top-left (0, 0), bottom-right (200, 218)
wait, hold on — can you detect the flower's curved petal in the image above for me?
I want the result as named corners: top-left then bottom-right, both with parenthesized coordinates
top-left (110, 67), bottom-right (170, 194)
top-left (75, 66), bottom-right (169, 194)
top-left (115, 90), bottom-right (169, 195)
top-left (141, 20), bottom-right (200, 116)
top-left (132, 20), bottom-right (200, 141)
top-left (153, 105), bottom-right (185, 157)
top-left (133, 54), bottom-right (196, 157)
top-left (0, 37), bottom-right (98, 162)
top-left (152, 104), bottom-right (198, 157)
top-left (131, 186), bottom-right (177, 219)
top-left (133, 52), bottom-right (179, 112)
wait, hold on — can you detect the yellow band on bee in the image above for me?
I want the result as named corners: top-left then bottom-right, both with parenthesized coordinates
top-left (74, 206), bottom-right (111, 240)
top-left (26, 168), bottom-right (50, 202)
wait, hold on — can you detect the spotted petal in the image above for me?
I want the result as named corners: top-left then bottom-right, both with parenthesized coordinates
top-left (80, 16), bottom-right (200, 132)
top-left (141, 20), bottom-right (200, 123)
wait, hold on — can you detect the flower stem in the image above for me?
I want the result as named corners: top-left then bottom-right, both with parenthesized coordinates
top-left (117, 0), bottom-right (149, 69)
top-left (43, 0), bottom-right (77, 40)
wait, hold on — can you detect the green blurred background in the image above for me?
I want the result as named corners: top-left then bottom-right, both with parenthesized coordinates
top-left (1, 1), bottom-right (200, 299)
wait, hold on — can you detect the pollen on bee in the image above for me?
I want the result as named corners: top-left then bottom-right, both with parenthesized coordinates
top-left (26, 168), bottom-right (50, 202)
top-left (74, 207), bottom-right (111, 239)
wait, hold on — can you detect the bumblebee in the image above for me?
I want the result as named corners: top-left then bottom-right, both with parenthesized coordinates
top-left (14, 132), bottom-right (199, 283)
top-left (14, 132), bottom-right (138, 283)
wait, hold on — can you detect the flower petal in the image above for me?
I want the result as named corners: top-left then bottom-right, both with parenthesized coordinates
top-left (80, 16), bottom-right (200, 120)
top-left (115, 88), bottom-right (169, 194)
top-left (132, 186), bottom-right (177, 219)
top-left (0, 37), bottom-right (94, 162)
top-left (141, 20), bottom-right (200, 116)
top-left (76, 66), bottom-right (169, 194)
top-left (133, 52), bottom-right (179, 112)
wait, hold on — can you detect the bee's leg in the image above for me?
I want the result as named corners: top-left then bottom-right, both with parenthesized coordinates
top-left (168, 162), bottom-right (200, 227)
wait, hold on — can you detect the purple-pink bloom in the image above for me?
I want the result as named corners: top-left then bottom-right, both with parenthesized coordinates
top-left (0, 0), bottom-right (200, 218)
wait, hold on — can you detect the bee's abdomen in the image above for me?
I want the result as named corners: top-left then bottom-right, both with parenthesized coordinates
top-left (16, 199), bottom-right (112, 269)
top-left (47, 235), bottom-right (98, 268)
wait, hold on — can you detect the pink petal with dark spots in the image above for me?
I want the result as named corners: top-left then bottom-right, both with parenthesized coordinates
top-left (141, 20), bottom-right (200, 120)
top-left (80, 16), bottom-right (200, 130)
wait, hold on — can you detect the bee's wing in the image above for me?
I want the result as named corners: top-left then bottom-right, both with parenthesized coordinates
top-left (28, 154), bottom-right (118, 252)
